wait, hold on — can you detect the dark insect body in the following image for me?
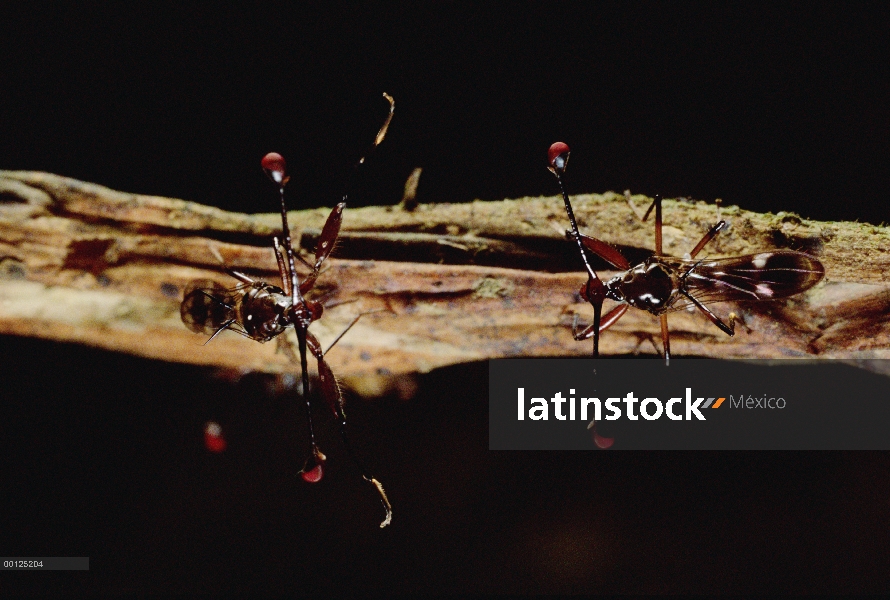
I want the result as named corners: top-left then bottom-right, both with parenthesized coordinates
top-left (547, 141), bottom-right (825, 364)
top-left (180, 94), bottom-right (395, 527)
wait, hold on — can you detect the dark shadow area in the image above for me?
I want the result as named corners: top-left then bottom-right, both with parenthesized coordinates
top-left (2, 5), bottom-right (888, 225)
top-left (2, 335), bottom-right (889, 594)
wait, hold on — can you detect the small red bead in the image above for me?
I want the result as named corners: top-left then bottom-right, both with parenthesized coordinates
top-left (593, 432), bottom-right (614, 449)
top-left (203, 421), bottom-right (227, 453)
top-left (301, 464), bottom-right (324, 483)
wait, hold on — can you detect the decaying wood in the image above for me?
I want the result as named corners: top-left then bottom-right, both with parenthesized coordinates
top-left (1, 171), bottom-right (889, 396)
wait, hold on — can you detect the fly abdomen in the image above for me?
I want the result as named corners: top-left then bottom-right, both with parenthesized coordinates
top-left (180, 279), bottom-right (236, 335)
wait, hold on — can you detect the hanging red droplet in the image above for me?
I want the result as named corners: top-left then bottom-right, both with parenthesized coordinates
top-left (593, 432), bottom-right (614, 449)
top-left (588, 418), bottom-right (614, 449)
top-left (301, 463), bottom-right (324, 483)
top-left (204, 421), bottom-right (227, 453)
top-left (261, 152), bottom-right (289, 186)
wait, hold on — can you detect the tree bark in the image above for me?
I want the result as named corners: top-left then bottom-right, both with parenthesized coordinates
top-left (2, 171), bottom-right (889, 396)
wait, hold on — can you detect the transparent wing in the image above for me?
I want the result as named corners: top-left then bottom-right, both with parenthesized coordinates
top-left (659, 250), bottom-right (824, 311)
top-left (180, 279), bottom-right (247, 334)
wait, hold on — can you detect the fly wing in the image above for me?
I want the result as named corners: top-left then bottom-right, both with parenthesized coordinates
top-left (660, 250), bottom-right (824, 310)
top-left (180, 279), bottom-right (242, 334)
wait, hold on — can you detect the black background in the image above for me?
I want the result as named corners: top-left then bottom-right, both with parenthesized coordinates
top-left (2, 3), bottom-right (889, 594)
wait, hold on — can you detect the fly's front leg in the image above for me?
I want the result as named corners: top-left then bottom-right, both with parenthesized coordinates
top-left (572, 304), bottom-right (629, 341)
top-left (305, 333), bottom-right (393, 528)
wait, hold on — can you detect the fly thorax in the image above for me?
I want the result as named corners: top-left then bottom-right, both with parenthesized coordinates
top-left (609, 260), bottom-right (678, 314)
top-left (240, 284), bottom-right (290, 341)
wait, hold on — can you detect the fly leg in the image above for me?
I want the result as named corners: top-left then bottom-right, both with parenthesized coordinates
top-left (680, 291), bottom-right (736, 336)
top-left (571, 304), bottom-right (629, 341)
top-left (306, 333), bottom-right (393, 528)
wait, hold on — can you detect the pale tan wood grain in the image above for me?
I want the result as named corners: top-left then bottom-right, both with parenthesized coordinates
top-left (1, 171), bottom-right (888, 395)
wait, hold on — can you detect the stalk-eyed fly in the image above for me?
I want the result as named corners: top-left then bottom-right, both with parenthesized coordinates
top-left (547, 142), bottom-right (824, 364)
top-left (181, 94), bottom-right (395, 527)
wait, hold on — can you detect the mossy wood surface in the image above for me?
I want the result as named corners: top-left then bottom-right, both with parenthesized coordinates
top-left (2, 171), bottom-right (888, 395)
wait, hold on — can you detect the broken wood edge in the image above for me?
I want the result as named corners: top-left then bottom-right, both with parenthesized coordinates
top-left (2, 170), bottom-right (888, 283)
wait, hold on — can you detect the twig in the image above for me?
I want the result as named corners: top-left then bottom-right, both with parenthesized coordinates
top-left (1, 171), bottom-right (889, 396)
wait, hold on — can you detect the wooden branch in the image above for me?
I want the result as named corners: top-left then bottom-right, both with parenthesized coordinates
top-left (2, 171), bottom-right (889, 396)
